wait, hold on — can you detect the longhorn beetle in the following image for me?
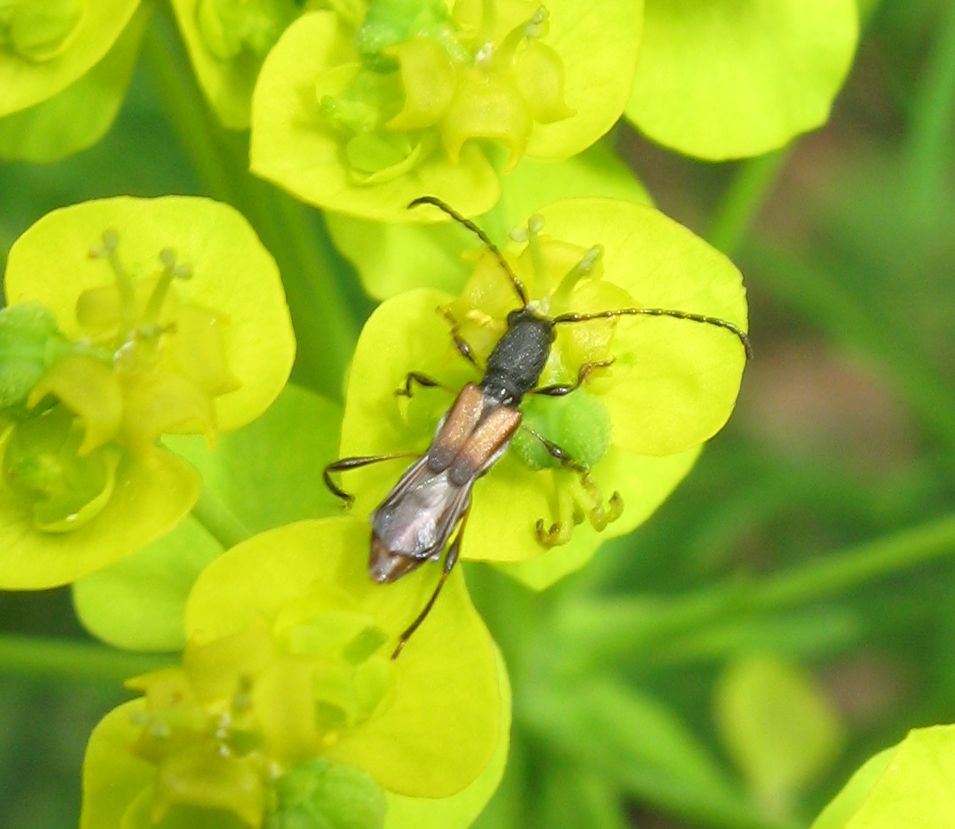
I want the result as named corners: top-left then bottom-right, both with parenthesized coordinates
top-left (325, 196), bottom-right (752, 657)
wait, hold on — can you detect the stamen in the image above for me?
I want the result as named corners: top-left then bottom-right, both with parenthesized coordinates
top-left (90, 229), bottom-right (137, 339)
top-left (512, 214), bottom-right (548, 289)
top-left (574, 472), bottom-right (622, 532)
top-left (525, 6), bottom-right (549, 39)
top-left (494, 4), bottom-right (550, 67)
top-left (143, 249), bottom-right (191, 326)
top-left (552, 244), bottom-right (604, 306)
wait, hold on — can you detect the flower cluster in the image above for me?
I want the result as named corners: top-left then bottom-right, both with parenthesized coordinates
top-left (0, 3), bottom-right (865, 828)
top-left (250, 0), bottom-right (640, 219)
top-left (81, 519), bottom-right (507, 829)
top-left (0, 197), bottom-right (293, 587)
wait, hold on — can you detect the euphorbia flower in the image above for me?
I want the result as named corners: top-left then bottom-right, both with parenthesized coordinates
top-left (170, 0), bottom-right (337, 130)
top-left (0, 0), bottom-right (144, 162)
top-left (81, 518), bottom-right (508, 829)
top-left (251, 0), bottom-right (640, 220)
top-left (624, 0), bottom-right (859, 160)
top-left (0, 196), bottom-right (294, 588)
top-left (336, 198), bottom-right (748, 588)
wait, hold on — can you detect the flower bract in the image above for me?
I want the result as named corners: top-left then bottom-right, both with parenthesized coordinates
top-left (625, 0), bottom-right (859, 160)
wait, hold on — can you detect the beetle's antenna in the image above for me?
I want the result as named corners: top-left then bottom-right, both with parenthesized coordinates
top-left (552, 307), bottom-right (753, 359)
top-left (409, 196), bottom-right (528, 307)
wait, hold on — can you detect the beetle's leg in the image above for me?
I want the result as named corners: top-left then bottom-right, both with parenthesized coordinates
top-left (552, 307), bottom-right (752, 359)
top-left (439, 307), bottom-right (484, 371)
top-left (531, 358), bottom-right (615, 397)
top-left (323, 453), bottom-right (418, 505)
top-left (521, 426), bottom-right (623, 546)
top-left (391, 502), bottom-right (472, 659)
top-left (395, 371), bottom-right (456, 398)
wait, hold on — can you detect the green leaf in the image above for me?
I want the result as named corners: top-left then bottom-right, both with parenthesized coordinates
top-left (0, 0), bottom-right (141, 117)
top-left (811, 725), bottom-right (955, 829)
top-left (0, 4), bottom-right (147, 162)
top-left (625, 0), bottom-right (859, 160)
top-left (715, 654), bottom-right (845, 806)
top-left (525, 678), bottom-right (742, 809)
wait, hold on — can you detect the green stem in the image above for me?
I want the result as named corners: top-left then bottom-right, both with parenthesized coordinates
top-left (744, 239), bottom-right (955, 454)
top-left (190, 485), bottom-right (252, 550)
top-left (755, 510), bottom-right (955, 608)
top-left (902, 0), bottom-right (955, 217)
top-left (0, 633), bottom-right (170, 682)
top-left (141, 7), bottom-right (239, 204)
top-left (706, 149), bottom-right (789, 257)
top-left (266, 190), bottom-right (363, 396)
top-left (563, 511), bottom-right (955, 662)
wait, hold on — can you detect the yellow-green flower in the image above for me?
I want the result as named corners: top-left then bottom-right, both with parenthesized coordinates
top-left (251, 0), bottom-right (641, 220)
top-left (624, 0), bottom-right (859, 160)
top-left (810, 724), bottom-right (955, 829)
top-left (337, 198), bottom-right (748, 588)
top-left (171, 0), bottom-right (342, 130)
top-left (0, 0), bottom-right (144, 162)
top-left (0, 196), bottom-right (294, 588)
top-left (81, 518), bottom-right (508, 829)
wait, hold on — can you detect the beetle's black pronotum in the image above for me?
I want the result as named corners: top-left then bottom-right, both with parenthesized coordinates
top-left (325, 196), bottom-right (751, 657)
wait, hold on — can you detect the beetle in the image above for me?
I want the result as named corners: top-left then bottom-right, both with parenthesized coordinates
top-left (325, 196), bottom-right (752, 657)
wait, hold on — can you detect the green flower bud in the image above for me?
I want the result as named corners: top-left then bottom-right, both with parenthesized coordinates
top-left (0, 303), bottom-right (72, 413)
top-left (265, 758), bottom-right (385, 829)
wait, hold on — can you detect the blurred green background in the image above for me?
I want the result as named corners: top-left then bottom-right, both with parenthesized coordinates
top-left (2, 1), bottom-right (954, 827)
